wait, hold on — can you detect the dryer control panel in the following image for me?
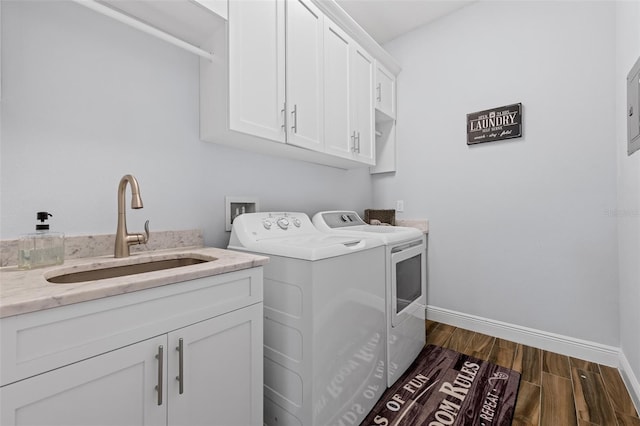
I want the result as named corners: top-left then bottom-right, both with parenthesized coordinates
top-left (318, 211), bottom-right (367, 228)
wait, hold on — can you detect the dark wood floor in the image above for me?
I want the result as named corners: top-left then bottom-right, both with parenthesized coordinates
top-left (426, 321), bottom-right (640, 426)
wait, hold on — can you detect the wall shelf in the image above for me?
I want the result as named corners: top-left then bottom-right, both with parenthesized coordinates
top-left (72, 0), bottom-right (227, 60)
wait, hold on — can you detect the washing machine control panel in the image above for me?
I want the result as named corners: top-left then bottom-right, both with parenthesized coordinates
top-left (276, 217), bottom-right (290, 230)
top-left (238, 213), bottom-right (308, 239)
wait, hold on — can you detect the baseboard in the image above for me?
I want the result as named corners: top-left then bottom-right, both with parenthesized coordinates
top-left (619, 351), bottom-right (640, 415)
top-left (426, 305), bottom-right (620, 366)
top-left (426, 306), bottom-right (640, 412)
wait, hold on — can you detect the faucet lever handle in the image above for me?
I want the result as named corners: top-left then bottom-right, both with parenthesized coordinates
top-left (141, 220), bottom-right (150, 244)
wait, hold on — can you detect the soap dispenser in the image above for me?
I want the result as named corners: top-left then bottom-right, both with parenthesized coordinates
top-left (18, 212), bottom-right (65, 270)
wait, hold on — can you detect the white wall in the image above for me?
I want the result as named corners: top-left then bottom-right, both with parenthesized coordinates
top-left (374, 1), bottom-right (620, 346)
top-left (0, 1), bottom-right (373, 248)
top-left (616, 0), bottom-right (640, 399)
top-left (2, 0), bottom-right (635, 366)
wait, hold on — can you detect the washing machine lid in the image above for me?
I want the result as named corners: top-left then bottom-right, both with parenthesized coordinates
top-left (312, 211), bottom-right (423, 244)
top-left (228, 212), bottom-right (383, 260)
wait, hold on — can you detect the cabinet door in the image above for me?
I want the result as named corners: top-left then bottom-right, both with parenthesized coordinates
top-left (286, 0), bottom-right (324, 151)
top-left (323, 19), bottom-right (353, 159)
top-left (0, 336), bottom-right (167, 426)
top-left (168, 303), bottom-right (263, 426)
top-left (375, 64), bottom-right (396, 119)
top-left (352, 45), bottom-right (375, 164)
top-left (228, 0), bottom-right (286, 143)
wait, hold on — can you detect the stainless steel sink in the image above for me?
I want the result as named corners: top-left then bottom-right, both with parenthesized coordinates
top-left (47, 257), bottom-right (215, 284)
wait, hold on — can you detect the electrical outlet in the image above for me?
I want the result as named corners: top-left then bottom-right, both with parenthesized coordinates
top-left (396, 200), bottom-right (404, 212)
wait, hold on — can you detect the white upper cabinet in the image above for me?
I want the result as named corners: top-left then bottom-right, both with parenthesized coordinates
top-left (351, 45), bottom-right (375, 164)
top-left (201, 0), bottom-right (400, 169)
top-left (371, 61), bottom-right (397, 174)
top-left (375, 63), bottom-right (396, 119)
top-left (227, 0), bottom-right (324, 151)
top-left (323, 19), bottom-right (374, 165)
top-left (285, 0), bottom-right (324, 151)
top-left (323, 21), bottom-right (353, 159)
top-left (228, 0), bottom-right (286, 143)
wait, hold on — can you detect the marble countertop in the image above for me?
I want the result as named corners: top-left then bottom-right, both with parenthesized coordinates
top-left (0, 247), bottom-right (269, 318)
top-left (396, 219), bottom-right (429, 234)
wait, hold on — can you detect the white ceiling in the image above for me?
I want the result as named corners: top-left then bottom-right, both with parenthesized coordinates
top-left (334, 0), bottom-right (475, 45)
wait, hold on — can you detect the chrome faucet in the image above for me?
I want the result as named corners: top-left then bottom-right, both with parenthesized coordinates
top-left (115, 174), bottom-right (150, 258)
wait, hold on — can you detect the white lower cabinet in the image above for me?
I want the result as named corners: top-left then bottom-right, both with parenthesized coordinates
top-left (0, 336), bottom-right (166, 426)
top-left (0, 269), bottom-right (264, 426)
top-left (167, 304), bottom-right (263, 426)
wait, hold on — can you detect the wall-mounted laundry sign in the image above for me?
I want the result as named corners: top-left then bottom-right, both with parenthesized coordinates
top-left (467, 103), bottom-right (522, 145)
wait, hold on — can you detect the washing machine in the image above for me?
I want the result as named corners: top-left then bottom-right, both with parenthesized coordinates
top-left (312, 211), bottom-right (427, 388)
top-left (228, 212), bottom-right (386, 426)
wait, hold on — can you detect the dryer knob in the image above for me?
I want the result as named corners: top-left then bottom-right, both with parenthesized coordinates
top-left (292, 217), bottom-right (301, 227)
top-left (341, 214), bottom-right (349, 222)
top-left (262, 220), bottom-right (272, 230)
top-left (277, 218), bottom-right (290, 230)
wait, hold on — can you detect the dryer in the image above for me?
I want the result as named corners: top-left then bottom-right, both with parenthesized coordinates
top-left (312, 211), bottom-right (427, 388)
top-left (229, 212), bottom-right (386, 426)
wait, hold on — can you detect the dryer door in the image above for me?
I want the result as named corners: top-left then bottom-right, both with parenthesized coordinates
top-left (390, 240), bottom-right (426, 327)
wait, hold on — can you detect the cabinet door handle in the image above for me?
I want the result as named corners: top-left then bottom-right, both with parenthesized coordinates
top-left (351, 131), bottom-right (356, 152)
top-left (356, 132), bottom-right (361, 153)
top-left (155, 345), bottom-right (164, 406)
top-left (291, 104), bottom-right (297, 133)
top-left (176, 338), bottom-right (184, 395)
top-left (281, 104), bottom-right (286, 130)
top-left (376, 83), bottom-right (382, 102)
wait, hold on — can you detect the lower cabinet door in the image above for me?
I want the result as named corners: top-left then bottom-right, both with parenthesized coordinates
top-left (0, 335), bottom-right (167, 426)
top-left (167, 303), bottom-right (263, 426)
